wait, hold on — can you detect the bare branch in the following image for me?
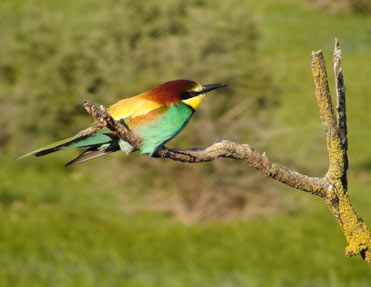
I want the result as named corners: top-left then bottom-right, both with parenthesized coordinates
top-left (82, 100), bottom-right (328, 197)
top-left (333, 38), bottom-right (348, 190)
top-left (311, 50), bottom-right (344, 181)
top-left (78, 122), bottom-right (102, 137)
top-left (312, 46), bottom-right (371, 264)
top-left (82, 101), bottom-right (142, 150)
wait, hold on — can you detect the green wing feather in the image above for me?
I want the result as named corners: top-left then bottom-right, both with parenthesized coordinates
top-left (15, 134), bottom-right (81, 160)
top-left (15, 129), bottom-right (114, 160)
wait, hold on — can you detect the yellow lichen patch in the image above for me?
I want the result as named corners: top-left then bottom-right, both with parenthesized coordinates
top-left (327, 136), bottom-right (345, 179)
top-left (337, 191), bottom-right (371, 258)
top-left (310, 184), bottom-right (324, 196)
top-left (269, 164), bottom-right (278, 176)
top-left (364, 250), bottom-right (371, 264)
top-left (312, 55), bottom-right (346, 180)
top-left (323, 181), bottom-right (371, 262)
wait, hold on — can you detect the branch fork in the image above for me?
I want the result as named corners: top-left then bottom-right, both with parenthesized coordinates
top-left (80, 39), bottom-right (371, 264)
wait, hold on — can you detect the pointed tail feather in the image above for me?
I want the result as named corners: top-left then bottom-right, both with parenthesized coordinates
top-left (15, 131), bottom-right (114, 160)
top-left (64, 145), bottom-right (119, 167)
top-left (15, 134), bottom-right (84, 160)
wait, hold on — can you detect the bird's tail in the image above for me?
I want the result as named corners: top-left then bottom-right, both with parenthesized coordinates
top-left (63, 144), bottom-right (119, 167)
top-left (15, 130), bottom-right (120, 166)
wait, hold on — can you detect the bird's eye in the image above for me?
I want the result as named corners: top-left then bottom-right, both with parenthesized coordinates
top-left (189, 91), bottom-right (196, 97)
top-left (181, 91), bottom-right (197, 99)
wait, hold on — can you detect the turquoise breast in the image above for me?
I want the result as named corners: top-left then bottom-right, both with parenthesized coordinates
top-left (130, 103), bottom-right (194, 155)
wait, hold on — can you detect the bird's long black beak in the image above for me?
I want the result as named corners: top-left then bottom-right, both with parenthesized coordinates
top-left (201, 83), bottom-right (229, 94)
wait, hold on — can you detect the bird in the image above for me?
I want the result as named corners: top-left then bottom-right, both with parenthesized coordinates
top-left (17, 79), bottom-right (228, 166)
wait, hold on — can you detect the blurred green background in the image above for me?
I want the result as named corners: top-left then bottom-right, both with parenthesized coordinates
top-left (0, 0), bottom-right (370, 286)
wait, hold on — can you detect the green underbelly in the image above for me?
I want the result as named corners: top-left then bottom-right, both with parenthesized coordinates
top-left (128, 103), bottom-right (194, 155)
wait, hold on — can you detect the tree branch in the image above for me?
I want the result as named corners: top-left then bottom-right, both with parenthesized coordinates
top-left (311, 50), bottom-right (344, 181)
top-left (81, 40), bottom-right (371, 264)
top-left (81, 100), bottom-right (328, 197)
top-left (311, 43), bottom-right (371, 264)
top-left (333, 38), bottom-right (348, 190)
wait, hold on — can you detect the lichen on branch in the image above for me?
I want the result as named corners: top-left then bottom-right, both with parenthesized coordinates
top-left (311, 40), bottom-right (371, 264)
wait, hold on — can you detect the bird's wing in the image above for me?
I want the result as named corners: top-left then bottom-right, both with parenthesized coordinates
top-left (108, 94), bottom-right (163, 121)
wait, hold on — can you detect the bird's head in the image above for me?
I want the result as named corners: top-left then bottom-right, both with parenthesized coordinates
top-left (151, 80), bottom-right (229, 110)
top-left (180, 80), bottom-right (229, 110)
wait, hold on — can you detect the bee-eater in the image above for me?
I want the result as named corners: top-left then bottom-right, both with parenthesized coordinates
top-left (17, 79), bottom-right (228, 166)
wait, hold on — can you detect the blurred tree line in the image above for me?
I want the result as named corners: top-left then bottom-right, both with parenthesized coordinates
top-left (308, 0), bottom-right (371, 14)
top-left (0, 0), bottom-right (279, 220)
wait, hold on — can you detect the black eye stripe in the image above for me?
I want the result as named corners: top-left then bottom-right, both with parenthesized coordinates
top-left (181, 91), bottom-right (200, 100)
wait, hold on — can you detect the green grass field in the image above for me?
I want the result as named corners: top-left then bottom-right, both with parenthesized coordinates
top-left (1, 156), bottom-right (371, 286)
top-left (1, 0), bottom-right (371, 286)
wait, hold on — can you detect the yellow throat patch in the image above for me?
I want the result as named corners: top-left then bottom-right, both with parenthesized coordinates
top-left (182, 94), bottom-right (205, 110)
top-left (182, 83), bottom-right (205, 110)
